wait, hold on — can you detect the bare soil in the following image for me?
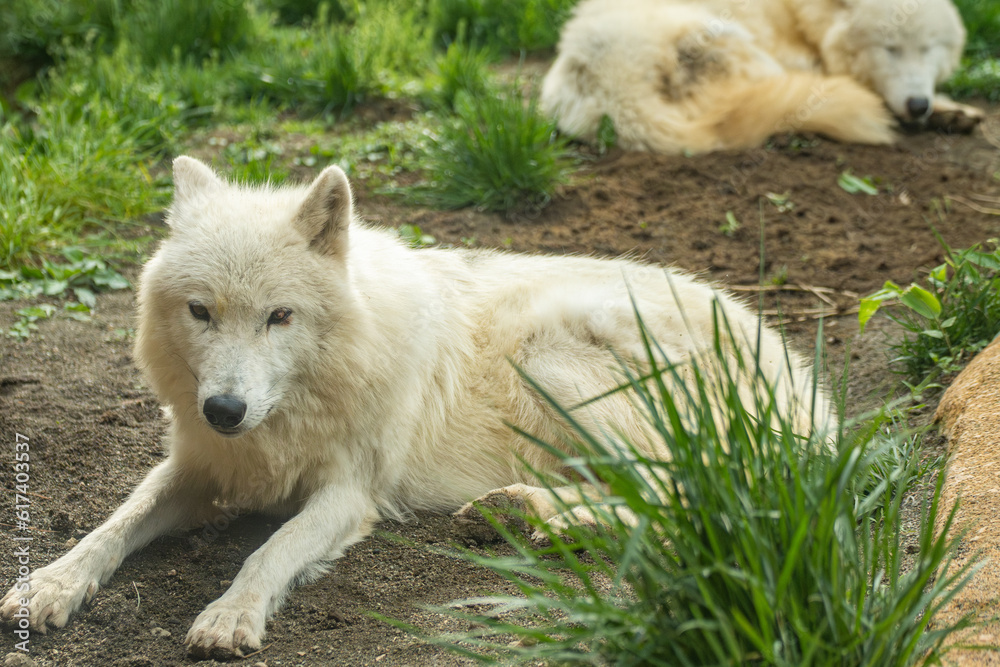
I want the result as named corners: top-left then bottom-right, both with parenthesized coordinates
top-left (2, 108), bottom-right (999, 666)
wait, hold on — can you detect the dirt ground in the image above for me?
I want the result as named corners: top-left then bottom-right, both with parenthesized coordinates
top-left (2, 106), bottom-right (1000, 666)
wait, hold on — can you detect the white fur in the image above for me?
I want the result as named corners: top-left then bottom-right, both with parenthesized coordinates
top-left (0, 158), bottom-right (832, 657)
top-left (541, 0), bottom-right (983, 154)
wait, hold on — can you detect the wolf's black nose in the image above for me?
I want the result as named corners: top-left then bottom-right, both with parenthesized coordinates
top-left (906, 96), bottom-right (930, 119)
top-left (203, 395), bottom-right (247, 430)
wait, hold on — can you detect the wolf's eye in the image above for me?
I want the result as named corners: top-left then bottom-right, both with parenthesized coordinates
top-left (268, 308), bottom-right (293, 326)
top-left (189, 302), bottom-right (210, 322)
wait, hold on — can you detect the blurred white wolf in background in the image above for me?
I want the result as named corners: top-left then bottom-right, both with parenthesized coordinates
top-left (541, 0), bottom-right (984, 154)
top-left (0, 157), bottom-right (831, 657)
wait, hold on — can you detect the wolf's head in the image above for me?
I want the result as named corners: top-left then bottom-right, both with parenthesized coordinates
top-left (824, 0), bottom-right (965, 123)
top-left (135, 157), bottom-right (359, 438)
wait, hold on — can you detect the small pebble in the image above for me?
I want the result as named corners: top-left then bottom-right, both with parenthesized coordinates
top-left (150, 627), bottom-right (171, 638)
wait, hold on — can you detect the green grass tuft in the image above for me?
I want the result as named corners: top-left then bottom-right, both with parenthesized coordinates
top-left (420, 313), bottom-right (976, 665)
top-left (431, 36), bottom-right (495, 109)
top-left (408, 88), bottom-right (573, 215)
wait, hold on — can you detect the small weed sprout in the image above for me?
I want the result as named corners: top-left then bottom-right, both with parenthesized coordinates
top-left (719, 210), bottom-right (741, 236)
top-left (838, 170), bottom-right (879, 195)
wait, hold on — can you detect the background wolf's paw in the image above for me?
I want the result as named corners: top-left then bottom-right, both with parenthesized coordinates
top-left (185, 598), bottom-right (265, 660)
top-left (928, 101), bottom-right (986, 133)
top-left (453, 486), bottom-right (532, 545)
top-left (0, 566), bottom-right (99, 632)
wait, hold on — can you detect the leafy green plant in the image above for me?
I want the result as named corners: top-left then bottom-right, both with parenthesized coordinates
top-left (408, 88), bottom-right (573, 215)
top-left (411, 313), bottom-right (975, 665)
top-left (2, 247), bottom-right (130, 337)
top-left (7, 304), bottom-right (58, 339)
top-left (859, 238), bottom-right (1000, 385)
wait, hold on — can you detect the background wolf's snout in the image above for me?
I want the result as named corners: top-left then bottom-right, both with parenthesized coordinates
top-left (906, 96), bottom-right (931, 120)
top-left (203, 394), bottom-right (247, 430)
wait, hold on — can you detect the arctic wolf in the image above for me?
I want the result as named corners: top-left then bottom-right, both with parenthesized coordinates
top-left (541, 0), bottom-right (985, 154)
top-left (0, 157), bottom-right (829, 657)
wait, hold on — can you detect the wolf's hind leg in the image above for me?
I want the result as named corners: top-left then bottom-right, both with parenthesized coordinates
top-left (455, 483), bottom-right (636, 544)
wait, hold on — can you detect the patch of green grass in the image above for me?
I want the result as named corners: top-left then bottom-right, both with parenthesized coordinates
top-left (262, 0), bottom-right (348, 26)
top-left (407, 88), bottom-right (573, 215)
top-left (113, 0), bottom-right (260, 66)
top-left (415, 314), bottom-right (975, 665)
top-left (0, 99), bottom-right (166, 272)
top-left (298, 112), bottom-right (437, 182)
top-left (860, 237), bottom-right (1000, 387)
top-left (38, 41), bottom-right (211, 150)
top-left (429, 0), bottom-right (576, 53)
top-left (0, 0), bottom-right (111, 66)
top-left (943, 58), bottom-right (1000, 102)
top-left (953, 0), bottom-right (1000, 57)
top-left (237, 0), bottom-right (433, 114)
top-left (947, 0), bottom-right (1000, 99)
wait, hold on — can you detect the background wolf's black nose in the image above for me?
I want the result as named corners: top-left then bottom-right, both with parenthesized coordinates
top-left (203, 395), bottom-right (247, 430)
top-left (906, 96), bottom-right (930, 119)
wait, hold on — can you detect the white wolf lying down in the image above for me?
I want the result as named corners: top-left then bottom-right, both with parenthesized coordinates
top-left (0, 157), bottom-right (831, 657)
top-left (541, 0), bottom-right (985, 154)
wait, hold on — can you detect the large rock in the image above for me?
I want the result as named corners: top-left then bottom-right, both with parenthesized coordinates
top-left (935, 336), bottom-right (1000, 665)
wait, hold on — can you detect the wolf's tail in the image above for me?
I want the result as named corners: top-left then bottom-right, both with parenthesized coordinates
top-left (620, 72), bottom-right (896, 154)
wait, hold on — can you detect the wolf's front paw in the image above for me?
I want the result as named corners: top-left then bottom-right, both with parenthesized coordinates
top-left (0, 565), bottom-right (100, 632)
top-left (185, 597), bottom-right (265, 660)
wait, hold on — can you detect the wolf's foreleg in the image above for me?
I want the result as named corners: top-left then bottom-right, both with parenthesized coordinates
top-left (184, 480), bottom-right (377, 658)
top-left (0, 460), bottom-right (204, 630)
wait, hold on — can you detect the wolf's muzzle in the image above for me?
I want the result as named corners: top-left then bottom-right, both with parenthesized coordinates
top-left (203, 394), bottom-right (248, 432)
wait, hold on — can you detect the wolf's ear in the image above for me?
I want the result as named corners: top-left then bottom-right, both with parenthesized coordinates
top-left (172, 156), bottom-right (223, 202)
top-left (294, 165), bottom-right (353, 257)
